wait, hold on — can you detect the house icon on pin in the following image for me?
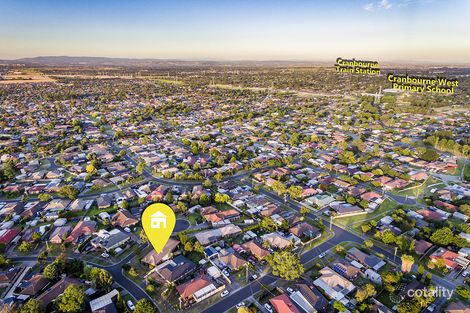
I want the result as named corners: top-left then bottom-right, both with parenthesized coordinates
top-left (151, 211), bottom-right (167, 229)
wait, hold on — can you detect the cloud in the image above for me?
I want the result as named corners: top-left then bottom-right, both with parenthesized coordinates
top-left (398, 0), bottom-right (432, 7)
top-left (363, 0), bottom-right (393, 12)
top-left (363, 2), bottom-right (375, 11)
top-left (379, 0), bottom-right (392, 9)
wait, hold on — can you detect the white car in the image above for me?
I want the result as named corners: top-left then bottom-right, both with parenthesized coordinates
top-left (286, 287), bottom-right (294, 294)
top-left (101, 253), bottom-right (109, 258)
top-left (462, 271), bottom-right (469, 278)
top-left (318, 252), bottom-right (326, 259)
top-left (127, 300), bottom-right (135, 311)
top-left (236, 302), bottom-right (246, 309)
top-left (220, 290), bottom-right (229, 297)
top-left (264, 303), bottom-right (273, 312)
top-left (124, 227), bottom-right (131, 233)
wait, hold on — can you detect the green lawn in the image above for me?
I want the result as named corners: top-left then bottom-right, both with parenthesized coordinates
top-left (395, 176), bottom-right (442, 197)
top-left (334, 198), bottom-right (398, 229)
top-left (86, 205), bottom-right (118, 217)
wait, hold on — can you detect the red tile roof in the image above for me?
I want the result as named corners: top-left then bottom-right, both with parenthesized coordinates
top-left (269, 294), bottom-right (300, 313)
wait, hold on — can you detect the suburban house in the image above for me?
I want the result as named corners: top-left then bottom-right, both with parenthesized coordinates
top-left (218, 252), bottom-right (247, 270)
top-left (346, 247), bottom-right (386, 270)
top-left (65, 220), bottom-right (97, 244)
top-left (241, 240), bottom-right (270, 260)
top-left (142, 238), bottom-right (180, 267)
top-left (195, 224), bottom-right (242, 246)
top-left (155, 255), bottom-right (196, 283)
top-left (91, 229), bottom-right (130, 252)
top-left (176, 275), bottom-right (222, 305)
top-left (430, 247), bottom-right (470, 270)
top-left (48, 226), bottom-right (71, 244)
top-left (269, 294), bottom-right (300, 313)
top-left (89, 289), bottom-right (119, 313)
top-left (313, 267), bottom-right (356, 301)
top-left (111, 209), bottom-right (138, 228)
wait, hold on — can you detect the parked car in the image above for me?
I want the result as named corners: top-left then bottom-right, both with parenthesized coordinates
top-left (318, 252), bottom-right (326, 258)
top-left (249, 274), bottom-right (258, 281)
top-left (286, 287), bottom-right (294, 294)
top-left (127, 300), bottom-right (135, 311)
top-left (220, 290), bottom-right (229, 297)
top-left (236, 302), bottom-right (246, 309)
top-left (101, 253), bottom-right (109, 258)
top-left (264, 303), bottom-right (273, 312)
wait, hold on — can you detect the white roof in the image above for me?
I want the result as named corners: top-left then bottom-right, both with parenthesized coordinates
top-left (151, 211), bottom-right (166, 218)
top-left (89, 289), bottom-right (119, 311)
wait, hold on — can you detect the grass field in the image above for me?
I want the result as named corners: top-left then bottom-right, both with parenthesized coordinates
top-left (334, 198), bottom-right (398, 229)
top-left (395, 176), bottom-right (441, 197)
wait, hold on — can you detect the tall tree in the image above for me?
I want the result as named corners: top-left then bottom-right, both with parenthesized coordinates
top-left (267, 250), bottom-right (304, 280)
top-left (55, 284), bottom-right (86, 313)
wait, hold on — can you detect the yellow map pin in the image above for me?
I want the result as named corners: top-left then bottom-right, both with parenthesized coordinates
top-left (142, 203), bottom-right (176, 253)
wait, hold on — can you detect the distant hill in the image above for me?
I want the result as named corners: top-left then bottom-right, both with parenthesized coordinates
top-left (0, 56), bottom-right (321, 67)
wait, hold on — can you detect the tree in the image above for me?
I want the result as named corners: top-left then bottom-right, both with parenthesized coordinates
top-left (271, 180), bottom-right (287, 195)
top-left (44, 263), bottom-right (60, 280)
top-left (193, 242), bottom-right (204, 254)
top-left (397, 300), bottom-right (420, 313)
top-left (0, 255), bottom-right (9, 268)
top-left (20, 299), bottom-right (43, 313)
top-left (58, 186), bottom-right (78, 200)
top-left (361, 223), bottom-right (372, 233)
top-left (381, 229), bottom-right (396, 244)
top-left (237, 307), bottom-right (251, 313)
top-left (134, 299), bottom-right (156, 313)
top-left (339, 150), bottom-right (357, 164)
top-left (32, 232), bottom-right (42, 242)
top-left (214, 193), bottom-right (230, 203)
top-left (417, 264), bottom-right (425, 280)
top-left (333, 301), bottom-right (346, 312)
top-left (456, 285), bottom-right (470, 299)
top-left (139, 230), bottom-right (148, 242)
top-left (419, 149), bottom-right (439, 162)
top-left (214, 172), bottom-right (223, 182)
top-left (401, 254), bottom-right (414, 273)
top-left (260, 217), bottom-right (277, 232)
top-left (177, 231), bottom-right (189, 245)
top-left (55, 284), bottom-right (85, 313)
top-left (177, 201), bottom-right (187, 213)
top-left (184, 241), bottom-right (194, 253)
top-left (364, 239), bottom-right (373, 249)
top-left (267, 250), bottom-right (304, 280)
top-left (89, 267), bottom-right (113, 292)
top-left (199, 194), bottom-right (211, 205)
top-left (38, 193), bottom-right (52, 202)
top-left (355, 283), bottom-right (376, 303)
top-left (203, 179), bottom-right (212, 188)
top-left (86, 164), bottom-right (97, 175)
top-left (287, 185), bottom-right (302, 200)
top-left (18, 241), bottom-right (32, 253)
top-left (300, 206), bottom-right (309, 216)
top-left (136, 162), bottom-right (145, 175)
top-left (430, 227), bottom-right (454, 246)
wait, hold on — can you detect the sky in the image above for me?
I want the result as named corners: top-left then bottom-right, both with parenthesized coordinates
top-left (1, 0), bottom-right (469, 63)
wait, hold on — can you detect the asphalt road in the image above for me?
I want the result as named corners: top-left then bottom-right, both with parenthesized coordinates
top-left (174, 219), bottom-right (190, 233)
top-left (200, 182), bottom-right (454, 313)
top-left (11, 245), bottom-right (155, 305)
